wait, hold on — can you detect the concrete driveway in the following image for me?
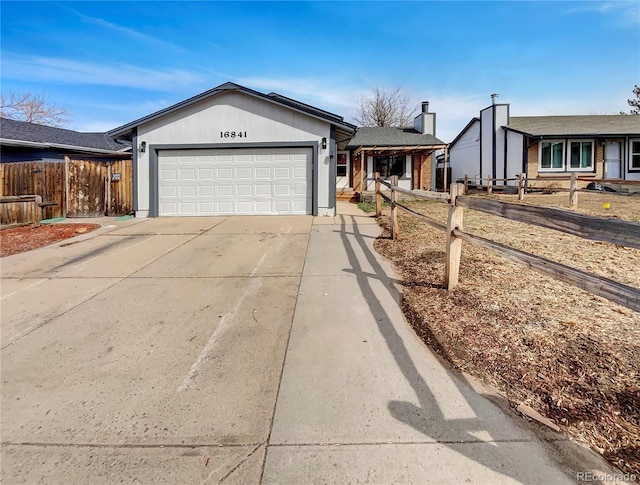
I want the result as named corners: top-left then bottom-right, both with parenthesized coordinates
top-left (1, 215), bottom-right (311, 484)
top-left (1, 209), bottom-right (611, 484)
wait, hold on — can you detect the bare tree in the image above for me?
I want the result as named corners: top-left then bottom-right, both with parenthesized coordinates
top-left (627, 85), bottom-right (640, 115)
top-left (1, 91), bottom-right (71, 127)
top-left (354, 87), bottom-right (417, 127)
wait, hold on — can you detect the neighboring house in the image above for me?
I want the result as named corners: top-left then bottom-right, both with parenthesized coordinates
top-left (449, 99), bottom-right (640, 189)
top-left (107, 82), bottom-right (356, 218)
top-left (0, 118), bottom-right (133, 218)
top-left (0, 117), bottom-right (131, 162)
top-left (344, 102), bottom-right (446, 193)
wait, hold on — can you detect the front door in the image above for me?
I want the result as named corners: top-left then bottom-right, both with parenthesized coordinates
top-left (336, 151), bottom-right (350, 190)
top-left (604, 142), bottom-right (621, 179)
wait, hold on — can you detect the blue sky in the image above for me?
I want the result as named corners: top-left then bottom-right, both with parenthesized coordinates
top-left (1, 1), bottom-right (638, 141)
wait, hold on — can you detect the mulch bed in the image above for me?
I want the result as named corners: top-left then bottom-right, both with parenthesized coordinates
top-left (0, 223), bottom-right (100, 257)
top-left (373, 196), bottom-right (640, 475)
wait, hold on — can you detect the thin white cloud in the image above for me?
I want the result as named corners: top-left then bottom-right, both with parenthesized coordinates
top-left (69, 119), bottom-right (126, 133)
top-left (565, 1), bottom-right (639, 26)
top-left (234, 75), bottom-right (364, 114)
top-left (63, 5), bottom-right (186, 52)
top-left (1, 54), bottom-right (206, 91)
top-left (234, 75), bottom-right (489, 141)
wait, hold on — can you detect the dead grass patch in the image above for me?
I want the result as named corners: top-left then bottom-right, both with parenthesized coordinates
top-left (374, 194), bottom-right (640, 474)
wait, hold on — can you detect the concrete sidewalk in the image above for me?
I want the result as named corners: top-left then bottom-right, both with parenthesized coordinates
top-left (261, 202), bottom-right (606, 484)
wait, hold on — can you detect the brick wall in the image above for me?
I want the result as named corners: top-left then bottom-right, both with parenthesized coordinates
top-left (526, 139), bottom-right (609, 190)
top-left (421, 153), bottom-right (433, 190)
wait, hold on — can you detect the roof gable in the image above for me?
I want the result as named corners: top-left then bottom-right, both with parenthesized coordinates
top-left (449, 117), bottom-right (479, 148)
top-left (107, 82), bottom-right (356, 138)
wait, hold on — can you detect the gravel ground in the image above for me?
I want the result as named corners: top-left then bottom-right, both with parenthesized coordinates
top-left (0, 223), bottom-right (100, 257)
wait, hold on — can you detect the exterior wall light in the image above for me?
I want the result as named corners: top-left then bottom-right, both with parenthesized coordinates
top-left (139, 141), bottom-right (146, 153)
top-left (322, 137), bottom-right (327, 150)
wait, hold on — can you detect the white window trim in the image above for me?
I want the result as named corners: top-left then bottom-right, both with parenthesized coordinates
top-left (538, 140), bottom-right (565, 172)
top-left (567, 139), bottom-right (595, 171)
top-left (630, 138), bottom-right (640, 171)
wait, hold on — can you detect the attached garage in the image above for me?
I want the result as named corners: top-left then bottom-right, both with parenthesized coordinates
top-left (107, 82), bottom-right (355, 218)
top-left (157, 147), bottom-right (312, 216)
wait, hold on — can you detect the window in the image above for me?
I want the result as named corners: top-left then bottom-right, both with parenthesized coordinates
top-left (374, 155), bottom-right (406, 178)
top-left (569, 141), bottom-right (593, 170)
top-left (337, 153), bottom-right (347, 177)
top-left (540, 141), bottom-right (564, 170)
top-left (631, 140), bottom-right (640, 170)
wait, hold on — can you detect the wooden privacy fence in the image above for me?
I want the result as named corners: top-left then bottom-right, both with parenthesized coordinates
top-left (0, 195), bottom-right (42, 225)
top-left (0, 157), bottom-right (132, 224)
top-left (0, 161), bottom-right (65, 220)
top-left (375, 173), bottom-right (640, 313)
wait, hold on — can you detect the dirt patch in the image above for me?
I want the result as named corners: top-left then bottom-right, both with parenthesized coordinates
top-left (0, 223), bottom-right (101, 257)
top-left (374, 193), bottom-right (640, 475)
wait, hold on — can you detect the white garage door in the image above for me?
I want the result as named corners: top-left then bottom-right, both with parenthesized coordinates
top-left (158, 148), bottom-right (312, 216)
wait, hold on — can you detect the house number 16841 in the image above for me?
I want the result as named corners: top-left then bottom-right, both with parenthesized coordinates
top-left (220, 131), bottom-right (247, 138)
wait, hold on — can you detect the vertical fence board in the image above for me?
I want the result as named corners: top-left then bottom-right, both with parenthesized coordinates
top-left (108, 159), bottom-right (133, 216)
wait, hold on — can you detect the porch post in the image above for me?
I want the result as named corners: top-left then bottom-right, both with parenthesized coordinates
top-left (360, 150), bottom-right (365, 193)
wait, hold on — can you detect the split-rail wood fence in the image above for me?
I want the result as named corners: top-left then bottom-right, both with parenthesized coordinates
top-left (375, 173), bottom-right (640, 313)
top-left (462, 172), bottom-right (640, 209)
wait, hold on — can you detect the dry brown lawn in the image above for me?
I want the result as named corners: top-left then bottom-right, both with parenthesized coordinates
top-left (373, 192), bottom-right (640, 475)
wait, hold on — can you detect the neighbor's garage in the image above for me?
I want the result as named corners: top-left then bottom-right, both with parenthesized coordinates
top-left (158, 148), bottom-right (312, 216)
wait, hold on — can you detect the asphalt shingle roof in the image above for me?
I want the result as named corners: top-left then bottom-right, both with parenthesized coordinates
top-left (0, 118), bottom-right (131, 152)
top-left (506, 115), bottom-right (640, 136)
top-left (346, 126), bottom-right (445, 148)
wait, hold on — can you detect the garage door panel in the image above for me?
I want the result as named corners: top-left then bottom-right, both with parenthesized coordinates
top-left (255, 201), bottom-right (272, 212)
top-left (179, 169), bottom-right (196, 180)
top-left (274, 168), bottom-right (290, 179)
top-left (236, 185), bottom-right (252, 196)
top-left (198, 168), bottom-right (214, 179)
top-left (179, 186), bottom-right (196, 197)
top-left (255, 168), bottom-right (271, 179)
top-left (179, 202), bottom-right (196, 214)
top-left (198, 186), bottom-right (214, 196)
top-left (158, 148), bottom-right (312, 216)
top-left (274, 185), bottom-right (290, 195)
top-left (218, 185), bottom-right (233, 196)
top-left (161, 187), bottom-right (177, 197)
top-left (255, 184), bottom-right (272, 196)
top-left (161, 169), bottom-right (177, 180)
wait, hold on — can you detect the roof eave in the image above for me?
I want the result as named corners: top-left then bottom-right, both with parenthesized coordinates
top-left (0, 138), bottom-right (131, 155)
top-left (351, 144), bottom-right (448, 155)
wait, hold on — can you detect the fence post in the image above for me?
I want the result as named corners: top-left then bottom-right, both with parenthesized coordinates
top-left (375, 172), bottom-right (382, 217)
top-left (445, 183), bottom-right (465, 290)
top-left (464, 175), bottom-right (469, 195)
top-left (518, 173), bottom-right (526, 201)
top-left (569, 172), bottom-right (578, 208)
top-left (487, 176), bottom-right (492, 195)
top-left (390, 175), bottom-right (399, 239)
